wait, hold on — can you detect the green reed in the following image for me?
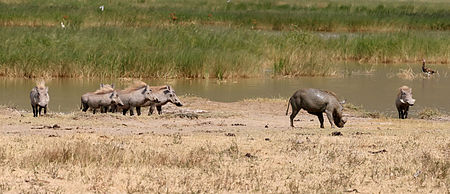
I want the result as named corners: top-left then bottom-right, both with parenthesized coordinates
top-left (0, 0), bottom-right (448, 78)
top-left (0, 26), bottom-right (448, 78)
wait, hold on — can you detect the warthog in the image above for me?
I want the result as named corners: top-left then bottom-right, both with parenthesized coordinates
top-left (116, 81), bottom-right (159, 116)
top-left (98, 83), bottom-right (115, 112)
top-left (81, 86), bottom-right (123, 114)
top-left (30, 81), bottom-right (49, 117)
top-left (395, 86), bottom-right (415, 119)
top-left (141, 85), bottom-right (183, 115)
top-left (286, 88), bottom-right (346, 128)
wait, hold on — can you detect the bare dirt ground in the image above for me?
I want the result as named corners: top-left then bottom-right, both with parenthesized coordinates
top-left (0, 97), bottom-right (448, 193)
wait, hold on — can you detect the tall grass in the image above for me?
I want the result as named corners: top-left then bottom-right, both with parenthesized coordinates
top-left (0, 26), bottom-right (448, 78)
top-left (0, 0), bottom-right (449, 78)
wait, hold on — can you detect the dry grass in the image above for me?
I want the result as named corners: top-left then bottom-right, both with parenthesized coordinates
top-left (418, 108), bottom-right (442, 120)
top-left (0, 99), bottom-right (449, 193)
top-left (0, 128), bottom-right (448, 193)
top-left (395, 67), bottom-right (417, 80)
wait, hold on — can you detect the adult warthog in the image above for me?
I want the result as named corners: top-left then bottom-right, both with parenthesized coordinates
top-left (395, 86), bottom-right (415, 119)
top-left (286, 88), bottom-right (346, 128)
top-left (30, 81), bottom-right (49, 117)
top-left (81, 86), bottom-right (123, 114)
top-left (116, 81), bottom-right (159, 116)
top-left (141, 85), bottom-right (183, 115)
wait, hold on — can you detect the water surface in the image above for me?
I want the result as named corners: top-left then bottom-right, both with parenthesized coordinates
top-left (1, 64), bottom-right (448, 117)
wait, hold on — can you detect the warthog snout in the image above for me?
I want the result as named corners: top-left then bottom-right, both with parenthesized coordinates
top-left (400, 97), bottom-right (415, 106)
top-left (153, 96), bottom-right (160, 103)
top-left (336, 118), bottom-right (346, 128)
top-left (110, 92), bottom-right (124, 106)
top-left (408, 99), bottom-right (415, 106)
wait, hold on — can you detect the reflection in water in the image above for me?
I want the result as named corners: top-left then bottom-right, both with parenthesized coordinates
top-left (0, 64), bottom-right (448, 116)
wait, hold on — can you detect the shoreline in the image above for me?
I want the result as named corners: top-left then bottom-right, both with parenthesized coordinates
top-left (0, 98), bottom-right (449, 192)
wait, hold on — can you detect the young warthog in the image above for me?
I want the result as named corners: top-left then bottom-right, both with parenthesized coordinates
top-left (395, 86), bottom-right (416, 119)
top-left (286, 88), bottom-right (346, 128)
top-left (117, 81), bottom-right (159, 116)
top-left (30, 81), bottom-right (49, 117)
top-left (141, 85), bottom-right (183, 115)
top-left (81, 86), bottom-right (123, 114)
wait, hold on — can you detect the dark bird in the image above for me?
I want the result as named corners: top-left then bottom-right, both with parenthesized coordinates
top-left (422, 59), bottom-right (435, 75)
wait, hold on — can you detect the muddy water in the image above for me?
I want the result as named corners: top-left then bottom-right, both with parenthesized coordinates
top-left (1, 64), bottom-right (449, 117)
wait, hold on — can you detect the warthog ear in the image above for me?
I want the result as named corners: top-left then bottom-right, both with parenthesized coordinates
top-left (340, 99), bottom-right (346, 105)
top-left (111, 84), bottom-right (115, 88)
top-left (100, 83), bottom-right (104, 88)
top-left (45, 87), bottom-right (49, 92)
top-left (167, 85), bottom-right (171, 90)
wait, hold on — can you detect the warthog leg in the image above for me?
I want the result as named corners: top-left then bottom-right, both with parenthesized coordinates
top-left (317, 113), bottom-right (325, 128)
top-left (101, 106), bottom-right (108, 113)
top-left (32, 105), bottom-right (36, 117)
top-left (38, 106), bottom-right (43, 116)
top-left (404, 106), bottom-right (409, 119)
top-left (325, 109), bottom-right (335, 128)
top-left (109, 105), bottom-right (116, 113)
top-left (289, 109), bottom-right (300, 127)
top-left (136, 107), bottom-right (141, 116)
top-left (129, 108), bottom-right (134, 116)
top-left (149, 105), bottom-right (155, 115)
top-left (92, 108), bottom-right (97, 114)
top-left (44, 105), bottom-right (47, 114)
top-left (122, 109), bottom-right (128, 115)
top-left (157, 105), bottom-right (162, 115)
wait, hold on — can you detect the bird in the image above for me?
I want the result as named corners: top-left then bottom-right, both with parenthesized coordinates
top-left (421, 59), bottom-right (435, 75)
top-left (99, 5), bottom-right (104, 11)
top-left (169, 13), bottom-right (177, 22)
top-left (60, 22), bottom-right (65, 28)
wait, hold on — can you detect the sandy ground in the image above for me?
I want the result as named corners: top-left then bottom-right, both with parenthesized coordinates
top-left (0, 97), bottom-right (448, 193)
top-left (0, 97), bottom-right (352, 136)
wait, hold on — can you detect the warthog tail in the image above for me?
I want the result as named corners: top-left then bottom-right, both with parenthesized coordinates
top-left (286, 98), bottom-right (291, 115)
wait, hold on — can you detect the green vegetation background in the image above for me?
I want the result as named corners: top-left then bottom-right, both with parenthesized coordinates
top-left (0, 0), bottom-right (449, 78)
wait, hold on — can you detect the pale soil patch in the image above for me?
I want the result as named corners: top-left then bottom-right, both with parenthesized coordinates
top-left (0, 97), bottom-right (448, 193)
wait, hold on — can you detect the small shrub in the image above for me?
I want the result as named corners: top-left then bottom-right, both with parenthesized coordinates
top-left (362, 111), bottom-right (385, 119)
top-left (343, 103), bottom-right (363, 112)
top-left (418, 108), bottom-right (442, 120)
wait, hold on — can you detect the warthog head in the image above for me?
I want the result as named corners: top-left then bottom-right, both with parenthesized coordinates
top-left (399, 87), bottom-right (415, 106)
top-left (36, 87), bottom-right (50, 107)
top-left (334, 100), bottom-right (347, 128)
top-left (110, 91), bottom-right (124, 106)
top-left (143, 86), bottom-right (159, 103)
top-left (164, 85), bottom-right (183, 106)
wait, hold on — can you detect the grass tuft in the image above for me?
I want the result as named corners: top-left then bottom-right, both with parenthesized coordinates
top-left (418, 108), bottom-right (442, 120)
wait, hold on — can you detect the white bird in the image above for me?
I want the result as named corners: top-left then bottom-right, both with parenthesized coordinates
top-left (227, 0), bottom-right (231, 3)
top-left (99, 5), bottom-right (104, 11)
top-left (60, 22), bottom-right (65, 28)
